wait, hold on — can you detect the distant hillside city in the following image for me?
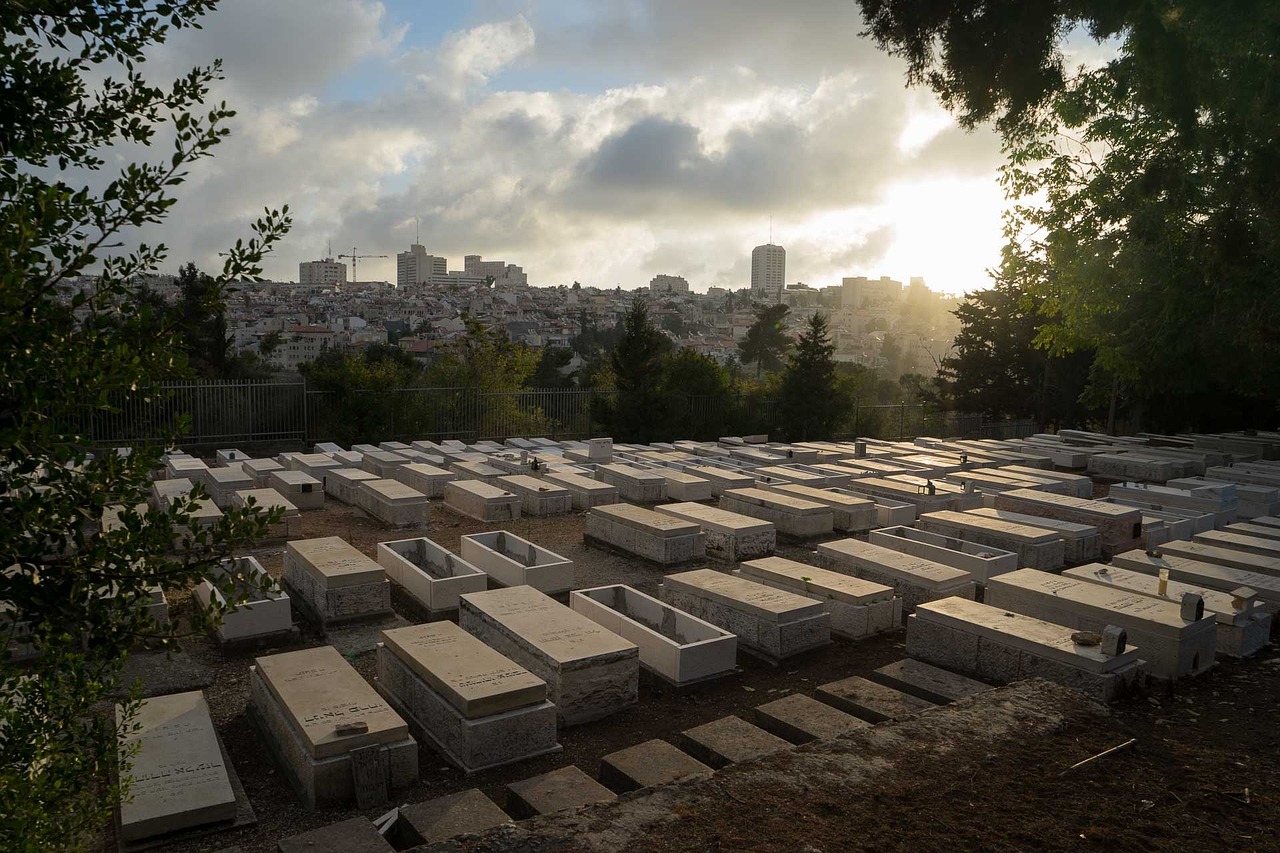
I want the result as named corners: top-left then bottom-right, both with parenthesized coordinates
top-left (72, 242), bottom-right (960, 380)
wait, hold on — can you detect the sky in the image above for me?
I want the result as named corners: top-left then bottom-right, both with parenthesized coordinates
top-left (130, 0), bottom-right (1015, 294)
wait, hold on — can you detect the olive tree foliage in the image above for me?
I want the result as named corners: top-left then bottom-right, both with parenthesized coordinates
top-left (0, 3), bottom-right (290, 850)
top-left (861, 1), bottom-right (1280, 426)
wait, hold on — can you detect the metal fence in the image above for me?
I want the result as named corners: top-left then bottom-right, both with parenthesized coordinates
top-left (69, 379), bottom-right (1037, 448)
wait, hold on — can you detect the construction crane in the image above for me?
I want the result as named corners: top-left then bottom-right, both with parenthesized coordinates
top-left (337, 247), bottom-right (387, 284)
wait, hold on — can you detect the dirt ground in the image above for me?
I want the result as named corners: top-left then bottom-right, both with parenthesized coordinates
top-left (105, 500), bottom-right (1280, 853)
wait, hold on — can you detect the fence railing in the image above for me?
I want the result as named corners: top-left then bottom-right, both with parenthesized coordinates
top-left (68, 379), bottom-right (1037, 448)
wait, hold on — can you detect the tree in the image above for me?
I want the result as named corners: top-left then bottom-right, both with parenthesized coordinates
top-left (662, 349), bottom-right (733, 440)
top-left (610, 299), bottom-right (672, 442)
top-left (0, 4), bottom-right (290, 850)
top-left (738, 304), bottom-right (791, 379)
top-left (860, 0), bottom-right (1280, 430)
top-left (526, 347), bottom-right (576, 389)
top-left (778, 313), bottom-right (848, 441)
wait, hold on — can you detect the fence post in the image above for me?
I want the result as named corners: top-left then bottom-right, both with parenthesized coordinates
top-left (300, 377), bottom-right (309, 444)
top-left (899, 401), bottom-right (906, 440)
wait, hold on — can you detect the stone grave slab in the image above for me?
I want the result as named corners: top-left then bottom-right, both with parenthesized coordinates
top-left (267, 470), bottom-right (323, 510)
top-left (1224, 521), bottom-right (1280, 542)
top-left (906, 597), bottom-right (1145, 703)
top-left (868, 659), bottom-right (992, 705)
top-left (594, 463), bottom-right (667, 502)
top-left (1157, 539), bottom-right (1280, 576)
top-left (918, 510), bottom-right (1067, 571)
top-left (116, 691), bottom-right (237, 843)
top-left (992, 489), bottom-right (1143, 557)
top-left (361, 450), bottom-right (411, 478)
top-left (460, 531), bottom-right (574, 594)
top-left (449, 460), bottom-right (504, 483)
top-left (658, 568), bottom-right (830, 662)
top-left (393, 462), bottom-right (455, 498)
top-left (868, 525), bottom-right (1017, 586)
top-left (459, 586), bottom-right (639, 726)
top-left (598, 739), bottom-right (713, 792)
top-left (241, 458), bottom-right (283, 489)
top-left (814, 539), bottom-right (975, 614)
top-left (444, 480), bottom-right (521, 522)
top-left (752, 693), bottom-right (871, 744)
top-left (678, 715), bottom-right (791, 769)
top-left (681, 465), bottom-right (756, 497)
top-left (250, 646), bottom-right (416, 808)
top-left (398, 789), bottom-right (511, 847)
top-left (1063, 564), bottom-right (1271, 658)
top-left (277, 817), bottom-right (392, 853)
top-left (967, 507), bottom-right (1103, 565)
top-left (585, 503), bottom-right (706, 566)
top-left (543, 471), bottom-right (620, 509)
top-left (760, 483), bottom-right (876, 532)
top-left (313, 442), bottom-right (345, 454)
top-left (654, 501), bottom-right (776, 561)
top-left (324, 467), bottom-right (380, 504)
top-left (1111, 549), bottom-right (1280, 611)
top-left (355, 479), bottom-right (429, 527)
top-left (719, 488), bottom-right (834, 539)
top-left (1194, 529), bottom-right (1280, 559)
top-left (283, 537), bottom-right (391, 627)
top-left (814, 676), bottom-right (937, 723)
top-left (288, 453), bottom-right (342, 483)
top-left (230, 488), bottom-right (297, 540)
top-left (506, 765), bottom-right (616, 818)
top-left (204, 467), bottom-right (255, 508)
top-left (496, 474), bottom-right (573, 516)
top-left (571, 585), bottom-right (737, 686)
top-left (193, 556), bottom-right (294, 646)
top-left (643, 467), bottom-right (713, 501)
top-left (985, 569), bottom-right (1216, 680)
top-left (376, 622), bottom-right (559, 773)
top-left (736, 556), bottom-right (899, 640)
top-left (377, 538), bottom-right (486, 616)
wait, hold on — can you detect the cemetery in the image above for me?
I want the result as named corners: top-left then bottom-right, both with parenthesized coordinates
top-left (61, 431), bottom-right (1280, 851)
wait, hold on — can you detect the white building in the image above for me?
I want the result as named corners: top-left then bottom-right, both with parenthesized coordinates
top-left (841, 276), bottom-right (903, 309)
top-left (397, 244), bottom-right (448, 288)
top-left (298, 258), bottom-right (347, 286)
top-left (464, 254), bottom-right (528, 287)
top-left (750, 243), bottom-right (785, 304)
top-left (649, 274), bottom-right (690, 295)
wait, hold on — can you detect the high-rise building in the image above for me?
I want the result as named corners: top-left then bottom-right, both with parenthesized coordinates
top-left (464, 254), bottom-right (528, 287)
top-left (649, 274), bottom-right (690, 295)
top-left (396, 244), bottom-right (448, 288)
top-left (298, 257), bottom-right (347, 286)
top-left (841, 275), bottom-right (903, 309)
top-left (750, 243), bottom-right (785, 304)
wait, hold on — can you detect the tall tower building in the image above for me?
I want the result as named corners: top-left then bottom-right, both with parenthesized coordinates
top-left (298, 257), bottom-right (347, 285)
top-left (396, 243), bottom-right (448, 288)
top-left (751, 243), bottom-right (785, 304)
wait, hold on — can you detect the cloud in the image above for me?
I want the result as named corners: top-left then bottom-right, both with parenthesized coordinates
top-left (437, 15), bottom-right (536, 88)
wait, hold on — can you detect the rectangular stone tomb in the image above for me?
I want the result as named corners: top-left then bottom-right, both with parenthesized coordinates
top-left (646, 467), bottom-right (714, 501)
top-left (1224, 521), bottom-right (1280, 542)
top-left (869, 659), bottom-right (992, 705)
top-left (242, 458), bottom-right (284, 488)
top-left (752, 693), bottom-right (870, 744)
top-left (658, 569), bottom-right (831, 662)
top-left (444, 480), bottom-right (522, 522)
top-left (1110, 549), bottom-right (1280, 611)
top-left (458, 586), bottom-right (639, 726)
top-left (460, 531), bottom-right (574, 595)
top-left (449, 460), bottom-right (504, 483)
top-left (719, 488), bottom-right (834, 539)
top-left (231, 488), bottom-right (298, 539)
top-left (814, 676), bottom-right (938, 723)
top-left (906, 597), bottom-right (1145, 702)
top-left (250, 645), bottom-right (417, 808)
top-left (267, 470), bottom-right (324, 510)
top-left (967, 507), bottom-right (1103, 565)
top-left (543, 471), bottom-right (620, 509)
top-left (760, 483), bottom-right (876, 533)
top-left (829, 477), bottom-right (952, 514)
top-left (594, 463), bottom-right (667, 502)
top-left (598, 739), bottom-right (713, 792)
top-left (389, 462), bottom-right (454, 498)
top-left (992, 489), bottom-right (1142, 557)
top-left (918, 510), bottom-right (1067, 571)
top-left (283, 536), bottom-right (392, 626)
top-left (288, 453), bottom-right (342, 482)
top-left (584, 503), bottom-right (706, 566)
top-left (868, 525), bottom-right (1017, 585)
top-left (376, 622), bottom-right (559, 773)
top-left (678, 715), bottom-right (792, 769)
top-left (377, 538), bottom-right (486, 615)
top-left (495, 475), bottom-right (573, 516)
top-left (1157, 539), bottom-right (1280, 577)
top-left (151, 478), bottom-right (222, 526)
top-left (654, 502), bottom-right (776, 562)
top-left (814, 539), bottom-right (975, 613)
top-left (681, 465), bottom-right (756, 496)
top-left (985, 568), bottom-right (1216, 680)
top-left (193, 556), bottom-right (293, 645)
top-left (737, 556), bottom-right (899, 640)
top-left (1110, 482), bottom-right (1237, 525)
top-left (204, 466), bottom-right (255, 508)
top-left (362, 450), bottom-right (411, 478)
top-left (164, 455), bottom-right (208, 481)
top-left (116, 690), bottom-right (237, 842)
top-left (324, 467), bottom-right (380, 504)
top-left (839, 489), bottom-right (917, 527)
top-left (1194, 529), bottom-right (1280, 559)
top-left (1063, 564), bottom-right (1271, 658)
top-left (355, 479), bottom-right (429, 527)
top-left (571, 584), bottom-right (738, 685)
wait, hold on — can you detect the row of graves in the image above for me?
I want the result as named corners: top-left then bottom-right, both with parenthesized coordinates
top-left (117, 432), bottom-right (1280, 851)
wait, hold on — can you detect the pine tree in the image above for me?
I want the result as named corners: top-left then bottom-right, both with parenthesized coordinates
top-left (778, 313), bottom-right (848, 440)
top-left (610, 299), bottom-right (672, 442)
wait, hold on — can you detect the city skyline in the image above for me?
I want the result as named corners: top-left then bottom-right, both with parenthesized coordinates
top-left (121, 1), bottom-right (1087, 294)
